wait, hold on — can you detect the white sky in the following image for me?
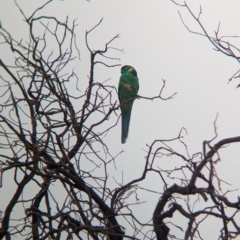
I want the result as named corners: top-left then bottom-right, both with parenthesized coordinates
top-left (1, 0), bottom-right (240, 239)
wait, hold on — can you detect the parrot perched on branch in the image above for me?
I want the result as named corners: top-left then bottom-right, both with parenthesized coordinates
top-left (118, 65), bottom-right (139, 144)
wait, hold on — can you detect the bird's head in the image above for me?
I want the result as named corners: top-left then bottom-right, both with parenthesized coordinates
top-left (121, 65), bottom-right (137, 77)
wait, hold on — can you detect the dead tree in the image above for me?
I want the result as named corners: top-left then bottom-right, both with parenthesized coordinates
top-left (0, 1), bottom-right (171, 239)
top-left (1, 1), bottom-right (240, 240)
top-left (0, 2), bottom-right (124, 239)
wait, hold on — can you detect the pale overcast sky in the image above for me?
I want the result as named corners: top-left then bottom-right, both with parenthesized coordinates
top-left (1, 0), bottom-right (240, 239)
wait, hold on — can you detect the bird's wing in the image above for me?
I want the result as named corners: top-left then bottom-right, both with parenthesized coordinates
top-left (119, 73), bottom-right (138, 102)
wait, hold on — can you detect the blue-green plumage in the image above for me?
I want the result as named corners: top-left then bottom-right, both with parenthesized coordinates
top-left (121, 112), bottom-right (131, 144)
top-left (118, 65), bottom-right (139, 144)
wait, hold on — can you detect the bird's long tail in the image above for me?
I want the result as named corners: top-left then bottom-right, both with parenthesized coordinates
top-left (121, 112), bottom-right (131, 144)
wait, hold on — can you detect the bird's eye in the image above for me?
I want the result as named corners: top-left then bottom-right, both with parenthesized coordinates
top-left (131, 69), bottom-right (137, 77)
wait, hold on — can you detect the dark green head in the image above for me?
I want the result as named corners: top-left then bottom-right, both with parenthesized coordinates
top-left (121, 65), bottom-right (138, 77)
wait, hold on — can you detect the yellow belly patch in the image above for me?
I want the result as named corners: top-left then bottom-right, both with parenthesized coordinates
top-left (122, 83), bottom-right (132, 91)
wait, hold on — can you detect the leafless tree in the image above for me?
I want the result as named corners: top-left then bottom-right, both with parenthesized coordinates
top-left (149, 1), bottom-right (240, 240)
top-left (0, 1), bottom-right (170, 240)
top-left (1, 1), bottom-right (240, 240)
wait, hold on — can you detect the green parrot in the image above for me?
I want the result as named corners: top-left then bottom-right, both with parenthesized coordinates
top-left (118, 65), bottom-right (139, 144)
